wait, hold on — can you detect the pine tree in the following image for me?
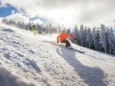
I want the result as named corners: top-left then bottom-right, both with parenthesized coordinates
top-left (107, 27), bottom-right (115, 55)
top-left (79, 24), bottom-right (85, 46)
top-left (99, 24), bottom-right (107, 53)
top-left (86, 28), bottom-right (93, 48)
top-left (92, 28), bottom-right (100, 50)
top-left (72, 25), bottom-right (80, 44)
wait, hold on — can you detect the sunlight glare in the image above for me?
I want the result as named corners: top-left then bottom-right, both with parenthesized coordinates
top-left (47, 8), bottom-right (76, 27)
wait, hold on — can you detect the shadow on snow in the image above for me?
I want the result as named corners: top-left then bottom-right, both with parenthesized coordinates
top-left (2, 28), bottom-right (14, 33)
top-left (44, 41), bottom-right (107, 86)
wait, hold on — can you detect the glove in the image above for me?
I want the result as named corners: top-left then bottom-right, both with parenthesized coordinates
top-left (57, 40), bottom-right (59, 43)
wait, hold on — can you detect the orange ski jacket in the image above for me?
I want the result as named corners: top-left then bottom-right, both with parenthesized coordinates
top-left (57, 32), bottom-right (76, 42)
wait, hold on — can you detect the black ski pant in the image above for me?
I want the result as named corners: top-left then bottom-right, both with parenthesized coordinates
top-left (61, 40), bottom-right (70, 47)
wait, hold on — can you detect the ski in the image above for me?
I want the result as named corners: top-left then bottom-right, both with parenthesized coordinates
top-left (67, 47), bottom-right (85, 54)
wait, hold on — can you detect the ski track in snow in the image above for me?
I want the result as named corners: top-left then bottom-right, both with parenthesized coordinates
top-left (0, 23), bottom-right (115, 86)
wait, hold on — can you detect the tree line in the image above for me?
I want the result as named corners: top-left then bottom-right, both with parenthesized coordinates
top-left (72, 24), bottom-right (115, 55)
top-left (2, 18), bottom-right (63, 34)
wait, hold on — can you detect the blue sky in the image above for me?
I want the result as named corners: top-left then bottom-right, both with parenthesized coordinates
top-left (0, 4), bottom-right (46, 24)
top-left (0, 4), bottom-right (18, 17)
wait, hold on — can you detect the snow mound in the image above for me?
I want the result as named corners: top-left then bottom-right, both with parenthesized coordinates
top-left (0, 66), bottom-right (35, 86)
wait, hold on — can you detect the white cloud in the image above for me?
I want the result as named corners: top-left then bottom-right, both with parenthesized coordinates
top-left (0, 17), bottom-right (3, 22)
top-left (32, 19), bottom-right (43, 25)
top-left (6, 13), bottom-right (29, 23)
top-left (5, 13), bottom-right (44, 25)
top-left (1, 0), bottom-right (115, 27)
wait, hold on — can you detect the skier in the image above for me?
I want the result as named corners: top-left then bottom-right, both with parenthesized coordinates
top-left (31, 25), bottom-right (37, 34)
top-left (57, 31), bottom-right (76, 47)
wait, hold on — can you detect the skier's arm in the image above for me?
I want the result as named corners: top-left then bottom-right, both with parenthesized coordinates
top-left (57, 33), bottom-right (63, 43)
top-left (57, 34), bottom-right (61, 42)
top-left (67, 34), bottom-right (76, 40)
top-left (57, 35), bottom-right (60, 43)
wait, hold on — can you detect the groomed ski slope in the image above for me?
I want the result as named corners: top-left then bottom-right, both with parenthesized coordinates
top-left (0, 23), bottom-right (115, 86)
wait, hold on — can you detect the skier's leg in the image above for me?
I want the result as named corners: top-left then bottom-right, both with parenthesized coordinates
top-left (62, 40), bottom-right (70, 47)
top-left (65, 40), bottom-right (71, 47)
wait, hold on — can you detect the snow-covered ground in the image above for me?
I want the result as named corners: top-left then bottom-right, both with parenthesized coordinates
top-left (0, 23), bottom-right (115, 86)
